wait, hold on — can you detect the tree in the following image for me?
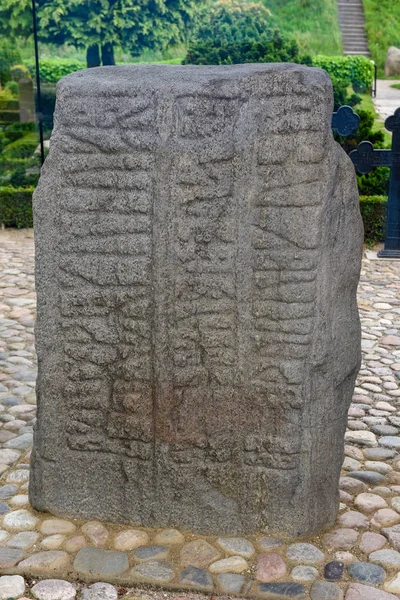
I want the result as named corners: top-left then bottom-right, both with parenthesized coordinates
top-left (0, 0), bottom-right (208, 67)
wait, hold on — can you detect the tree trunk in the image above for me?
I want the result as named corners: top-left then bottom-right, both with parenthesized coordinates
top-left (87, 45), bottom-right (101, 68)
top-left (101, 43), bottom-right (115, 66)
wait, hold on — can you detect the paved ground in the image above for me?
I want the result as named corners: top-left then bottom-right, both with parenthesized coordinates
top-left (1, 230), bottom-right (400, 599)
top-left (373, 79), bottom-right (400, 121)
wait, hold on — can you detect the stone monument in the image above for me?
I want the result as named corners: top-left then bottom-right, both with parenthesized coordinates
top-left (30, 64), bottom-right (363, 539)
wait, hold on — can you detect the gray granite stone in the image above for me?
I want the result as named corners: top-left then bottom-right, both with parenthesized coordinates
top-left (347, 471), bottom-right (386, 485)
top-left (180, 566), bottom-right (213, 591)
top-left (310, 581), bottom-right (343, 600)
top-left (133, 545), bottom-right (168, 561)
top-left (348, 562), bottom-right (386, 584)
top-left (80, 583), bottom-right (118, 600)
top-left (256, 582), bottom-right (306, 598)
top-left (130, 560), bottom-right (174, 583)
top-left (73, 548), bottom-right (129, 578)
top-left (217, 573), bottom-right (247, 594)
top-left (0, 547), bottom-right (24, 569)
top-left (30, 62), bottom-right (363, 539)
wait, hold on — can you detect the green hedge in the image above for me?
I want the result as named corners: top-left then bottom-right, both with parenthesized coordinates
top-left (26, 58), bottom-right (86, 83)
top-left (0, 186), bottom-right (34, 228)
top-left (360, 195), bottom-right (387, 244)
top-left (312, 55), bottom-right (375, 92)
top-left (3, 133), bottom-right (38, 159)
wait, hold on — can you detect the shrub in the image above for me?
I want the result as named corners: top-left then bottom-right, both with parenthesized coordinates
top-left (3, 133), bottom-right (38, 159)
top-left (312, 55), bottom-right (374, 93)
top-left (192, 0), bottom-right (273, 44)
top-left (184, 31), bottom-right (303, 65)
top-left (359, 195), bottom-right (387, 244)
top-left (10, 64), bottom-right (31, 82)
top-left (0, 186), bottom-right (34, 228)
top-left (183, 0), bottom-right (306, 66)
top-left (4, 122), bottom-right (35, 143)
top-left (25, 58), bottom-right (86, 83)
top-left (4, 81), bottom-right (18, 95)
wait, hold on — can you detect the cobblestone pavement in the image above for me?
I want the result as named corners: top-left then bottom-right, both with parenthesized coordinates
top-left (1, 230), bottom-right (400, 600)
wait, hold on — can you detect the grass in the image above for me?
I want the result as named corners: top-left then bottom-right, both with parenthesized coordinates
top-left (264, 0), bottom-right (342, 55)
top-left (363, 0), bottom-right (400, 75)
top-left (358, 92), bottom-right (392, 146)
top-left (391, 83), bottom-right (400, 90)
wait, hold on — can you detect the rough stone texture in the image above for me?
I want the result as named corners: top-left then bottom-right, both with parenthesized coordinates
top-left (30, 63), bottom-right (363, 538)
top-left (0, 575), bottom-right (25, 599)
top-left (385, 47), bottom-right (400, 77)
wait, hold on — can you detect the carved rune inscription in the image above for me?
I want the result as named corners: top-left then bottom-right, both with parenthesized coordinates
top-left (31, 65), bottom-right (363, 538)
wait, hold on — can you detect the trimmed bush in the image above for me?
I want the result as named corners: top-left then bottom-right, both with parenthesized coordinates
top-left (312, 55), bottom-right (374, 93)
top-left (192, 0), bottom-right (273, 44)
top-left (4, 122), bottom-right (35, 142)
top-left (0, 186), bottom-right (34, 228)
top-left (10, 65), bottom-right (31, 82)
top-left (3, 133), bottom-right (38, 159)
top-left (26, 58), bottom-right (86, 83)
top-left (359, 195), bottom-right (387, 244)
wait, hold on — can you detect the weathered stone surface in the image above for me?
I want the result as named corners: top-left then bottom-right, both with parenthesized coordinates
top-left (256, 582), bottom-right (306, 598)
top-left (180, 540), bottom-right (220, 568)
top-left (31, 579), bottom-right (76, 600)
top-left (30, 63), bottom-right (363, 538)
top-left (73, 548), bottom-right (129, 578)
top-left (180, 566), bottom-right (213, 591)
top-left (0, 575), bottom-right (25, 600)
top-left (217, 537), bottom-right (255, 557)
top-left (130, 560), bottom-right (174, 583)
top-left (217, 573), bottom-right (247, 594)
top-left (114, 529), bottom-right (149, 551)
top-left (17, 551), bottom-right (70, 576)
top-left (345, 583), bottom-right (397, 600)
top-left (0, 547), bottom-right (24, 569)
top-left (209, 556), bottom-right (248, 573)
top-left (348, 562), bottom-right (386, 584)
top-left (80, 583), bottom-right (118, 600)
top-left (286, 543), bottom-right (324, 563)
top-left (385, 47), bottom-right (400, 77)
top-left (257, 553), bottom-right (287, 581)
top-left (310, 581), bottom-right (343, 600)
top-left (360, 532), bottom-right (386, 553)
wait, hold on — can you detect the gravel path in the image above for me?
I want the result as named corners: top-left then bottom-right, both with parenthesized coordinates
top-left (1, 229), bottom-right (400, 600)
top-left (373, 79), bottom-right (400, 121)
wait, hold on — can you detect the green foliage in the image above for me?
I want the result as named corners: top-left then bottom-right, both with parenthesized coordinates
top-left (334, 106), bottom-right (390, 197)
top-left (4, 80), bottom-right (18, 95)
top-left (193, 0), bottom-right (273, 43)
top-left (10, 64), bottom-right (31, 82)
top-left (357, 167), bottom-right (390, 197)
top-left (184, 1), bottom-right (303, 66)
top-left (363, 0), bottom-right (400, 74)
top-left (0, 40), bottom-right (22, 85)
top-left (359, 195), bottom-right (387, 244)
top-left (184, 30), bottom-right (302, 65)
top-left (0, 186), bottom-right (34, 228)
top-left (25, 58), bottom-right (86, 83)
top-left (391, 84), bottom-right (400, 90)
top-left (312, 55), bottom-right (375, 93)
top-left (0, 0), bottom-right (208, 64)
top-left (2, 132), bottom-right (38, 159)
top-left (4, 122), bottom-right (35, 141)
top-left (261, 0), bottom-right (342, 55)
